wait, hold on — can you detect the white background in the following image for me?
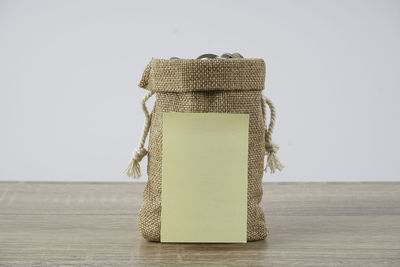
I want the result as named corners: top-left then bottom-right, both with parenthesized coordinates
top-left (1, 0), bottom-right (399, 182)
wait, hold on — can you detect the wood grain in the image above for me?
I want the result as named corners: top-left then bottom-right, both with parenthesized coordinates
top-left (0, 182), bottom-right (399, 266)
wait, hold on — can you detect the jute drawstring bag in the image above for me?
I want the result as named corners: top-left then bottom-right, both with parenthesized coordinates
top-left (125, 53), bottom-right (283, 242)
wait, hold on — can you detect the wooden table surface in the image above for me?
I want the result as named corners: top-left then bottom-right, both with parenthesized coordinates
top-left (0, 182), bottom-right (399, 266)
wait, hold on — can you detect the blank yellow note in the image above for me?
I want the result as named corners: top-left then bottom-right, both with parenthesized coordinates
top-left (161, 112), bottom-right (249, 243)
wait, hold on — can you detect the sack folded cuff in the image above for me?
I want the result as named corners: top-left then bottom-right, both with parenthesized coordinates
top-left (139, 58), bottom-right (266, 92)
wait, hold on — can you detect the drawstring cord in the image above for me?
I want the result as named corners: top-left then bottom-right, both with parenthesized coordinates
top-left (124, 91), bottom-right (155, 178)
top-left (262, 95), bottom-right (284, 173)
top-left (125, 92), bottom-right (283, 177)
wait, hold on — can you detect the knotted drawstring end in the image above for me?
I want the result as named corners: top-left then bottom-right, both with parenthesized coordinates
top-left (124, 147), bottom-right (148, 179)
top-left (262, 95), bottom-right (284, 174)
top-left (123, 90), bottom-right (154, 179)
top-left (264, 143), bottom-right (284, 174)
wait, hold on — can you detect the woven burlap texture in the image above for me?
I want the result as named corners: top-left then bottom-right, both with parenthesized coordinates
top-left (138, 58), bottom-right (268, 241)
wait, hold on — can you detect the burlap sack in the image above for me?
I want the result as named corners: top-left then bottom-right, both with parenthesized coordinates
top-left (125, 57), bottom-right (283, 242)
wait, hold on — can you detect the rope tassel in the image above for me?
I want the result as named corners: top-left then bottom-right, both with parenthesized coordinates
top-left (265, 143), bottom-right (284, 174)
top-left (124, 91), bottom-right (155, 179)
top-left (263, 96), bottom-right (284, 173)
top-left (124, 147), bottom-right (148, 178)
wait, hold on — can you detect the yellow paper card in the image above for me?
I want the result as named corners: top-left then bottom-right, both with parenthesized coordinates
top-left (161, 112), bottom-right (249, 243)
